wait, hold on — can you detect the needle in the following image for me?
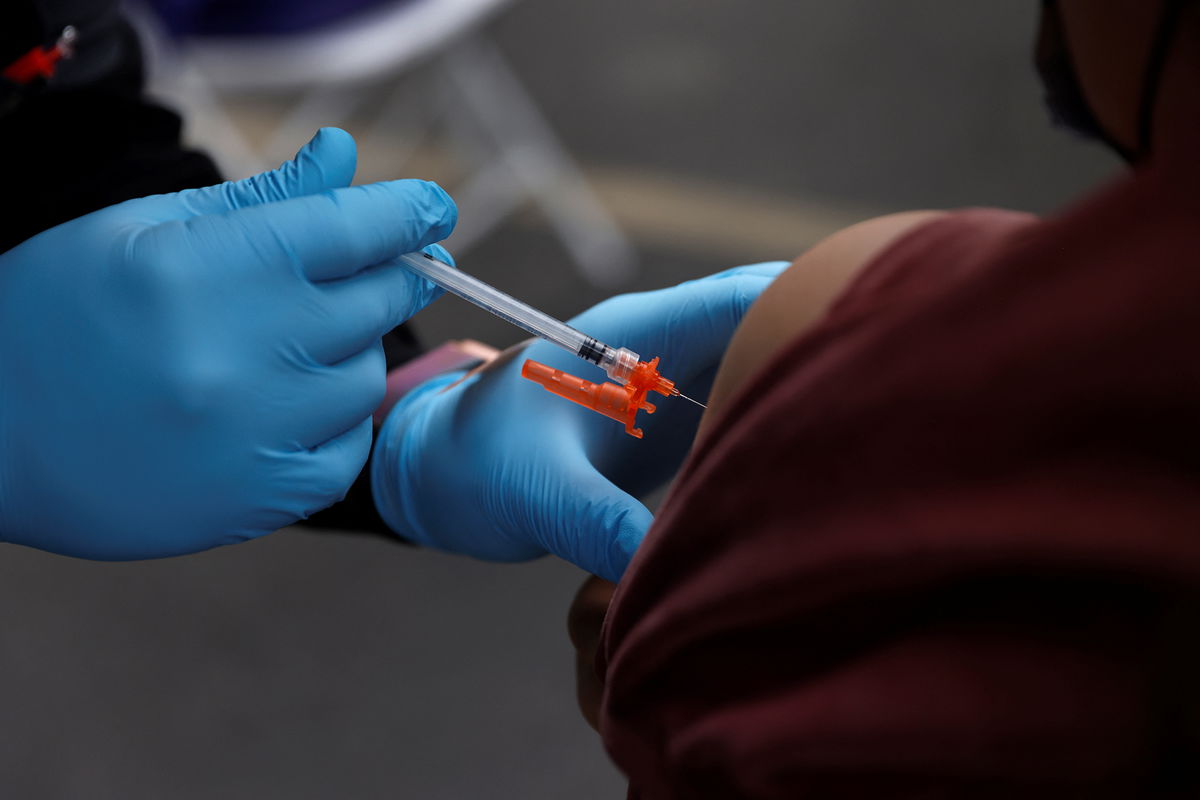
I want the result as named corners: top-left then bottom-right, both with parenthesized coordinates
top-left (673, 390), bottom-right (707, 409)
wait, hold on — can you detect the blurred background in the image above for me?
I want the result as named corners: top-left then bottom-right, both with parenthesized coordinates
top-left (0, 1), bottom-right (1117, 798)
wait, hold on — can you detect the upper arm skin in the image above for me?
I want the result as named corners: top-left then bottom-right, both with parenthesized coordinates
top-left (697, 210), bottom-right (947, 442)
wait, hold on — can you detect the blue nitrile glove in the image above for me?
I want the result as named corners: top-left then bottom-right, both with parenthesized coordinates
top-left (372, 262), bottom-right (788, 581)
top-left (0, 128), bottom-right (456, 559)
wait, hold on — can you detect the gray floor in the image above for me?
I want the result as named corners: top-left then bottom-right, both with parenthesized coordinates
top-left (0, 2), bottom-right (1119, 798)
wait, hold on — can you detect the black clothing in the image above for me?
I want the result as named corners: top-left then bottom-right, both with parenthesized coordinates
top-left (2, 1), bottom-right (219, 253)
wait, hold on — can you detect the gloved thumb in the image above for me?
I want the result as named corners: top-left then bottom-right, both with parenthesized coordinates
top-left (551, 465), bottom-right (654, 583)
top-left (162, 127), bottom-right (359, 219)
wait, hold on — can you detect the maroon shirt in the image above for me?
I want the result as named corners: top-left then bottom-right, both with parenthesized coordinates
top-left (599, 160), bottom-right (1200, 797)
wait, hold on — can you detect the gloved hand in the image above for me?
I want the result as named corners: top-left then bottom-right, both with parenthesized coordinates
top-left (0, 128), bottom-right (456, 559)
top-left (372, 263), bottom-right (788, 581)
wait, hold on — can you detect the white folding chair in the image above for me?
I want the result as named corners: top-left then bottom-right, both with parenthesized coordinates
top-left (134, 0), bottom-right (636, 286)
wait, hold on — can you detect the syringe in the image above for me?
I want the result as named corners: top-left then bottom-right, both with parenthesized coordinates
top-left (397, 251), bottom-right (704, 408)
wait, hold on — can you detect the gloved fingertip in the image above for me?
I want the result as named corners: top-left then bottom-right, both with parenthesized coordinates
top-left (296, 127), bottom-right (357, 189)
top-left (366, 179), bottom-right (458, 250)
top-left (744, 259), bottom-right (792, 278)
top-left (704, 260), bottom-right (791, 281)
top-left (422, 243), bottom-right (455, 266)
top-left (597, 501), bottom-right (653, 583)
top-left (416, 180), bottom-right (458, 241)
top-left (314, 125), bottom-right (353, 144)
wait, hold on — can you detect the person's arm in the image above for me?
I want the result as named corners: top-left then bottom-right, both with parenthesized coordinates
top-left (698, 211), bottom-right (946, 441)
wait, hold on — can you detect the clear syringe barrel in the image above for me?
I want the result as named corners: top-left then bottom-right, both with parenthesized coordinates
top-left (397, 252), bottom-right (641, 383)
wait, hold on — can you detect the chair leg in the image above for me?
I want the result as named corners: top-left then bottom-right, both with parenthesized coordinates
top-left (438, 33), bottom-right (637, 288)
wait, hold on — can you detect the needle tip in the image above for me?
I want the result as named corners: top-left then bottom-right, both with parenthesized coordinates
top-left (674, 391), bottom-right (707, 409)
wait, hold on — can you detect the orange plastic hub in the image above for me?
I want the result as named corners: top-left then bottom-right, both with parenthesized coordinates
top-left (521, 357), bottom-right (676, 438)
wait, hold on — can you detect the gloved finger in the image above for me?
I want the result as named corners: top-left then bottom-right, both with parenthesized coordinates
top-left (303, 244), bottom-right (455, 365)
top-left (163, 128), bottom-right (358, 221)
top-left (538, 457), bottom-right (654, 582)
top-left (422, 242), bottom-right (455, 265)
top-left (577, 268), bottom-right (784, 370)
top-left (194, 178), bottom-right (456, 283)
top-left (657, 269), bottom-right (781, 363)
top-left (685, 260), bottom-right (791, 282)
top-left (292, 344), bottom-right (387, 449)
top-left (281, 416), bottom-right (374, 519)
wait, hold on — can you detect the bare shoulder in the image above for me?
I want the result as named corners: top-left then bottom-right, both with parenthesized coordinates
top-left (698, 210), bottom-right (948, 441)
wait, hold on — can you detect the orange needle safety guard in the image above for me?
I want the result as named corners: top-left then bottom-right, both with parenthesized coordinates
top-left (521, 357), bottom-right (676, 438)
